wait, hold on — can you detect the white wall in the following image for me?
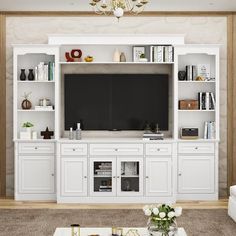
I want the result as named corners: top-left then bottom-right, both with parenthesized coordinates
top-left (6, 16), bottom-right (227, 197)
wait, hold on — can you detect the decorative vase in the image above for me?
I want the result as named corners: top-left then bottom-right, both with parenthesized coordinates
top-left (28, 69), bottom-right (34, 81)
top-left (21, 99), bottom-right (32, 110)
top-left (26, 127), bottom-right (32, 133)
top-left (148, 219), bottom-right (177, 236)
top-left (120, 52), bottom-right (126, 62)
top-left (20, 69), bottom-right (26, 81)
top-left (113, 49), bottom-right (120, 62)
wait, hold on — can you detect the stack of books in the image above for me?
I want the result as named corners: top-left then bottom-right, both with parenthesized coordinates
top-left (95, 163), bottom-right (112, 176)
top-left (99, 185), bottom-right (112, 192)
top-left (198, 92), bottom-right (215, 110)
top-left (35, 61), bottom-right (55, 81)
top-left (204, 121), bottom-right (216, 139)
top-left (150, 45), bottom-right (174, 63)
top-left (143, 132), bottom-right (164, 140)
top-left (35, 106), bottom-right (54, 111)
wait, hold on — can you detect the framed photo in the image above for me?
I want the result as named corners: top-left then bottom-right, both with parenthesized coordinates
top-left (133, 46), bottom-right (145, 62)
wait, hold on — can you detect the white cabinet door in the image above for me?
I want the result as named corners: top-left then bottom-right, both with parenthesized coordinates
top-left (117, 157), bottom-right (143, 196)
top-left (178, 155), bottom-right (214, 194)
top-left (145, 157), bottom-right (172, 196)
top-left (90, 157), bottom-right (116, 196)
top-left (61, 158), bottom-right (87, 196)
top-left (19, 155), bottom-right (55, 194)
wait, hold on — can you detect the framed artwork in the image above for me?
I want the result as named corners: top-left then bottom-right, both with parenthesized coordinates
top-left (133, 46), bottom-right (145, 62)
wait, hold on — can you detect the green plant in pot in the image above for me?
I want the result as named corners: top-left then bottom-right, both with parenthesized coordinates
top-left (22, 122), bottom-right (34, 133)
top-left (139, 53), bottom-right (148, 62)
top-left (143, 204), bottom-right (182, 236)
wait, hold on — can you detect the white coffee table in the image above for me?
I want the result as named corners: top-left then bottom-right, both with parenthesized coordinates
top-left (53, 227), bottom-right (187, 236)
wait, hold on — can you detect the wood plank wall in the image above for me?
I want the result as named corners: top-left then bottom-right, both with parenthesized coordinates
top-left (0, 13), bottom-right (6, 197)
top-left (0, 11), bottom-right (235, 197)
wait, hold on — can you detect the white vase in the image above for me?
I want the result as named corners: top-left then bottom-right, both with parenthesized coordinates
top-left (113, 49), bottom-right (120, 62)
top-left (26, 127), bottom-right (32, 133)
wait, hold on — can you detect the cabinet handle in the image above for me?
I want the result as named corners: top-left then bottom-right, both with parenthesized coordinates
top-left (157, 148), bottom-right (160, 151)
top-left (117, 176), bottom-right (120, 178)
top-left (35, 147), bottom-right (38, 150)
top-left (146, 176), bottom-right (149, 179)
top-left (115, 148), bottom-right (118, 151)
top-left (73, 149), bottom-right (76, 151)
top-left (51, 173), bottom-right (54, 177)
top-left (113, 176), bottom-right (116, 178)
top-left (178, 173), bottom-right (182, 176)
top-left (195, 147), bottom-right (198, 150)
top-left (84, 176), bottom-right (87, 179)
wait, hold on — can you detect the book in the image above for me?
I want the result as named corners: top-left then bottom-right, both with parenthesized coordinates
top-left (204, 121), bottom-right (208, 139)
top-left (192, 65), bottom-right (198, 80)
top-left (157, 46), bottom-right (164, 62)
top-left (186, 65), bottom-right (192, 80)
top-left (206, 92), bottom-right (210, 110)
top-left (210, 92), bottom-right (216, 109)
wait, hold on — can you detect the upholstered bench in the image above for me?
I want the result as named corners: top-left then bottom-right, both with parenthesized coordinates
top-left (228, 185), bottom-right (236, 222)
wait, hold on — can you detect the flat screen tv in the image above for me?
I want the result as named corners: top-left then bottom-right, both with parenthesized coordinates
top-left (64, 74), bottom-right (169, 131)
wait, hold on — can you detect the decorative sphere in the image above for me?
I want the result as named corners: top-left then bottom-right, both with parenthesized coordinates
top-left (113, 7), bottom-right (124, 18)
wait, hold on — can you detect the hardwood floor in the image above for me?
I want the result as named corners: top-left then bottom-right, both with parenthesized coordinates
top-left (0, 198), bottom-right (228, 209)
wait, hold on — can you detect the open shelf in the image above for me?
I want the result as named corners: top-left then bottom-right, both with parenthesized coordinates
top-left (17, 80), bottom-right (55, 83)
top-left (178, 110), bottom-right (215, 112)
top-left (59, 61), bottom-right (174, 65)
top-left (178, 81), bottom-right (215, 83)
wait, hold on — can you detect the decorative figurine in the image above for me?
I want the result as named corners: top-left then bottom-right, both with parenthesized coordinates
top-left (21, 92), bottom-right (32, 110)
top-left (65, 49), bottom-right (82, 62)
top-left (84, 56), bottom-right (94, 62)
top-left (41, 127), bottom-right (54, 139)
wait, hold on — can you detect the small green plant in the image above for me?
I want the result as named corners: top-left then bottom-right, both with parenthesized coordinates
top-left (22, 122), bottom-right (34, 128)
top-left (140, 53), bottom-right (146, 58)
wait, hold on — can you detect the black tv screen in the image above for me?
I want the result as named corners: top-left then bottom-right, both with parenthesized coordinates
top-left (64, 74), bottom-right (169, 131)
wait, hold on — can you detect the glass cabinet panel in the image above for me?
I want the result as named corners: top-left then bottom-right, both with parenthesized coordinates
top-left (90, 158), bottom-right (116, 196)
top-left (118, 158), bottom-right (143, 196)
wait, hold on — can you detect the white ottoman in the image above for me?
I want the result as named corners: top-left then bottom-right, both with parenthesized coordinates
top-left (228, 185), bottom-right (236, 222)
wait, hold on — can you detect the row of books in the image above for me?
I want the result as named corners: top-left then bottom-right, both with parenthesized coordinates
top-left (198, 92), bottom-right (216, 110)
top-left (204, 121), bottom-right (216, 139)
top-left (35, 61), bottom-right (55, 81)
top-left (150, 46), bottom-right (174, 63)
top-left (98, 185), bottom-right (112, 192)
top-left (185, 64), bottom-right (210, 81)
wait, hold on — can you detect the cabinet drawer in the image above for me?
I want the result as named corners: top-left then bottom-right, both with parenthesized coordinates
top-left (19, 142), bottom-right (55, 154)
top-left (178, 143), bottom-right (214, 154)
top-left (90, 144), bottom-right (143, 156)
top-left (61, 144), bottom-right (87, 156)
top-left (145, 144), bottom-right (172, 156)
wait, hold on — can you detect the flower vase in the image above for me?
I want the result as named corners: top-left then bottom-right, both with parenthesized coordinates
top-left (20, 69), bottom-right (26, 81)
top-left (148, 218), bottom-right (177, 236)
top-left (28, 69), bottom-right (35, 81)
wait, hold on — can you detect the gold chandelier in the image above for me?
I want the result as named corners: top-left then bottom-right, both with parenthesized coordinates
top-left (89, 0), bottom-right (149, 19)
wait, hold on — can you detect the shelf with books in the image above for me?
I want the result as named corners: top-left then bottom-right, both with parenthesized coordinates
top-left (17, 109), bottom-right (55, 112)
top-left (17, 81), bottom-right (55, 83)
top-left (59, 61), bottom-right (174, 65)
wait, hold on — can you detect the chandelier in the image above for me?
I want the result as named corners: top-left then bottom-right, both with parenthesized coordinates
top-left (89, 0), bottom-right (149, 19)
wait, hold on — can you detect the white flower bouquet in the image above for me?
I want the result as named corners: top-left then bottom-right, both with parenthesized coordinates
top-left (143, 204), bottom-right (182, 236)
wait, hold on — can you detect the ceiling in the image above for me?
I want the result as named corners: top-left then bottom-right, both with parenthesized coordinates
top-left (0, 0), bottom-right (236, 12)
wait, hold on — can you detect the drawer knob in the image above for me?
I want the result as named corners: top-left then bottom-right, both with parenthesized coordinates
top-left (157, 148), bottom-right (160, 151)
top-left (73, 149), bottom-right (76, 151)
top-left (178, 173), bottom-right (182, 176)
top-left (146, 176), bottom-right (149, 179)
top-left (117, 176), bottom-right (120, 178)
top-left (115, 148), bottom-right (118, 151)
top-left (113, 176), bottom-right (116, 179)
top-left (35, 147), bottom-right (38, 150)
top-left (84, 176), bottom-right (87, 179)
top-left (51, 173), bottom-right (54, 177)
top-left (195, 147), bottom-right (198, 150)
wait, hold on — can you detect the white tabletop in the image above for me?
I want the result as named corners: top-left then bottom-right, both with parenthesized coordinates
top-left (53, 227), bottom-right (187, 236)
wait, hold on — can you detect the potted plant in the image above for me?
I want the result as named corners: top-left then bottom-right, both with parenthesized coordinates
top-left (139, 53), bottom-right (148, 62)
top-left (22, 122), bottom-right (34, 133)
top-left (143, 204), bottom-right (182, 236)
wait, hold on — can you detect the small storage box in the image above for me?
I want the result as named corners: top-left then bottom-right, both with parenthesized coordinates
top-left (179, 100), bottom-right (199, 110)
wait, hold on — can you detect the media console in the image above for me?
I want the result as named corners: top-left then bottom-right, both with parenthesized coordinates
top-left (13, 35), bottom-right (220, 203)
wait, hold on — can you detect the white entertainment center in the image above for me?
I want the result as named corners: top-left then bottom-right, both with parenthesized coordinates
top-left (13, 34), bottom-right (220, 203)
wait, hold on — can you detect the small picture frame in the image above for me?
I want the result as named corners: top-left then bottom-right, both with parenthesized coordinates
top-left (133, 46), bottom-right (145, 62)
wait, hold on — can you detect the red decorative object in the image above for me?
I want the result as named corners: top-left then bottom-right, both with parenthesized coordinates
top-left (65, 49), bottom-right (83, 62)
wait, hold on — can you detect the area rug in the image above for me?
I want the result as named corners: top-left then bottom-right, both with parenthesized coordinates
top-left (0, 209), bottom-right (235, 236)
